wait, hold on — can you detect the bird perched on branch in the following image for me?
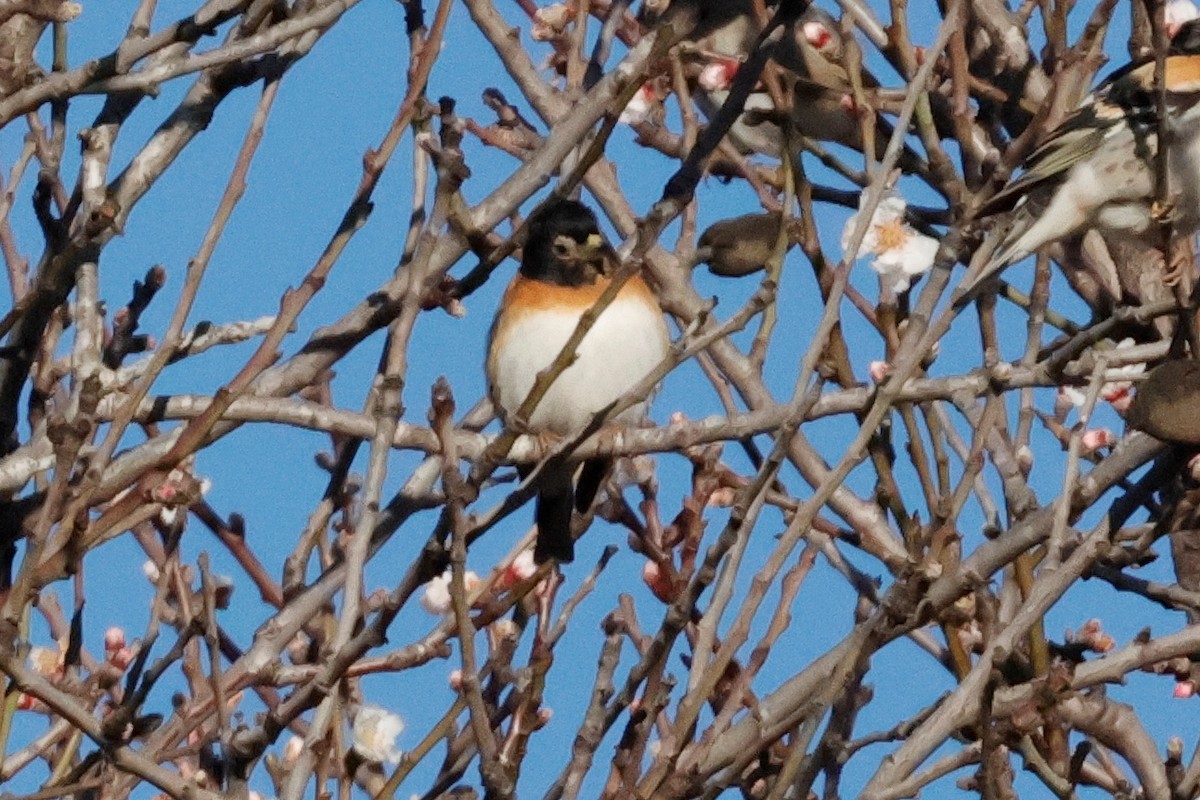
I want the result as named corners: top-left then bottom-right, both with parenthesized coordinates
top-left (1127, 359), bottom-right (1200, 444)
top-left (486, 199), bottom-right (670, 563)
top-left (961, 18), bottom-right (1200, 303)
top-left (696, 212), bottom-right (795, 277)
top-left (639, 1), bottom-right (931, 175)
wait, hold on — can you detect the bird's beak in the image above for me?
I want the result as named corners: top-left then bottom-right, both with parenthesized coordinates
top-left (582, 233), bottom-right (617, 273)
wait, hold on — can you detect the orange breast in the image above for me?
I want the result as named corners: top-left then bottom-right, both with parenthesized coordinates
top-left (489, 273), bottom-right (662, 355)
top-left (1167, 54), bottom-right (1200, 92)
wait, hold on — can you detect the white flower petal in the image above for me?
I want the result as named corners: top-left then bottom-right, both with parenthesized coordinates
top-left (1061, 386), bottom-right (1088, 408)
top-left (420, 572), bottom-right (452, 616)
top-left (698, 61), bottom-right (737, 91)
top-left (352, 705), bottom-right (405, 765)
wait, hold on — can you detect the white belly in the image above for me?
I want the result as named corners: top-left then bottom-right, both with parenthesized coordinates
top-left (489, 296), bottom-right (670, 434)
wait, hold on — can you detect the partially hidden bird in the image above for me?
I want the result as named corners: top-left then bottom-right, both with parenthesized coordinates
top-left (961, 18), bottom-right (1200, 303)
top-left (641, 1), bottom-right (931, 176)
top-left (1127, 359), bottom-right (1200, 445)
top-left (486, 199), bottom-right (670, 563)
top-left (696, 212), bottom-right (794, 277)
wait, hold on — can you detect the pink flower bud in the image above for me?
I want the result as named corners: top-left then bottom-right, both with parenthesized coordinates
top-left (1081, 428), bottom-right (1115, 453)
top-left (802, 19), bottom-right (833, 50)
top-left (708, 487), bottom-right (737, 508)
top-left (283, 735), bottom-right (304, 766)
top-left (501, 550), bottom-right (538, 589)
top-left (109, 646), bottom-right (134, 670)
top-left (642, 561), bottom-right (675, 602)
top-left (104, 627), bottom-right (126, 653)
top-left (698, 59), bottom-right (739, 91)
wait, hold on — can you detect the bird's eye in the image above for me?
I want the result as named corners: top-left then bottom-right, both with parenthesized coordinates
top-left (551, 237), bottom-right (574, 258)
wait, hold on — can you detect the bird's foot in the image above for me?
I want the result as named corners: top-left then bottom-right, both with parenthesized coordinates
top-left (1164, 238), bottom-right (1195, 287)
top-left (1151, 198), bottom-right (1178, 226)
top-left (534, 430), bottom-right (561, 457)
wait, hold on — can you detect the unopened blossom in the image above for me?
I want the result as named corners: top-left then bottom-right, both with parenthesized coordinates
top-left (283, 735), bottom-right (304, 767)
top-left (643, 561), bottom-right (675, 602)
top-left (420, 569), bottom-right (480, 616)
top-left (1015, 444), bottom-right (1034, 475)
top-left (104, 627), bottom-right (126, 653)
top-left (351, 705), bottom-right (405, 764)
top-left (1081, 428), bottom-right (1116, 453)
top-left (619, 84), bottom-right (657, 126)
top-left (500, 550), bottom-right (538, 589)
top-left (1175, 680), bottom-right (1196, 699)
top-left (531, 3), bottom-right (573, 40)
top-left (698, 59), bottom-right (739, 91)
top-left (841, 191), bottom-right (938, 294)
top-left (868, 360), bottom-right (890, 383)
top-left (708, 486), bottom-right (737, 507)
top-left (1168, 0), bottom-right (1200, 35)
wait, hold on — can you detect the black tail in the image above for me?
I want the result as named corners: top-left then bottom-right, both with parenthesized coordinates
top-left (534, 468), bottom-right (575, 563)
top-left (574, 458), bottom-right (612, 513)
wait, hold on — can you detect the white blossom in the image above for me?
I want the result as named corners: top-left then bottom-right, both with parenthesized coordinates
top-left (351, 705), bottom-right (405, 764)
top-left (841, 191), bottom-right (938, 294)
top-left (419, 569), bottom-right (479, 616)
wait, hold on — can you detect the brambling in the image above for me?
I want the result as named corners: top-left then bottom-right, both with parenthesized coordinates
top-left (696, 212), bottom-right (795, 277)
top-left (1127, 359), bottom-right (1200, 445)
top-left (647, 2), bottom-right (931, 176)
top-left (486, 199), bottom-right (670, 563)
top-left (963, 19), bottom-right (1200, 301)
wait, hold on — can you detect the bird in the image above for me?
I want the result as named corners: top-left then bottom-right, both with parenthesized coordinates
top-left (696, 211), bottom-right (794, 277)
top-left (1127, 359), bottom-right (1200, 445)
top-left (961, 18), bottom-right (1200, 302)
top-left (486, 199), bottom-right (671, 563)
top-left (642, 2), bottom-right (932, 176)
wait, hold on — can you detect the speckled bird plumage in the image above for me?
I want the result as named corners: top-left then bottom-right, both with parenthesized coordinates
top-left (487, 200), bottom-right (670, 562)
top-left (964, 20), bottom-right (1200, 299)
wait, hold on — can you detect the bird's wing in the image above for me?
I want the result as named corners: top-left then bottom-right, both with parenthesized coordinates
top-left (980, 51), bottom-right (1200, 219)
top-left (975, 107), bottom-right (1114, 218)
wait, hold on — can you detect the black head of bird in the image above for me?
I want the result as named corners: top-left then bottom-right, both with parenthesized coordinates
top-left (521, 199), bottom-right (616, 286)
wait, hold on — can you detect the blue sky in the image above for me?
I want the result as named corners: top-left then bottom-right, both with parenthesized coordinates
top-left (2, 1), bottom-right (1192, 798)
